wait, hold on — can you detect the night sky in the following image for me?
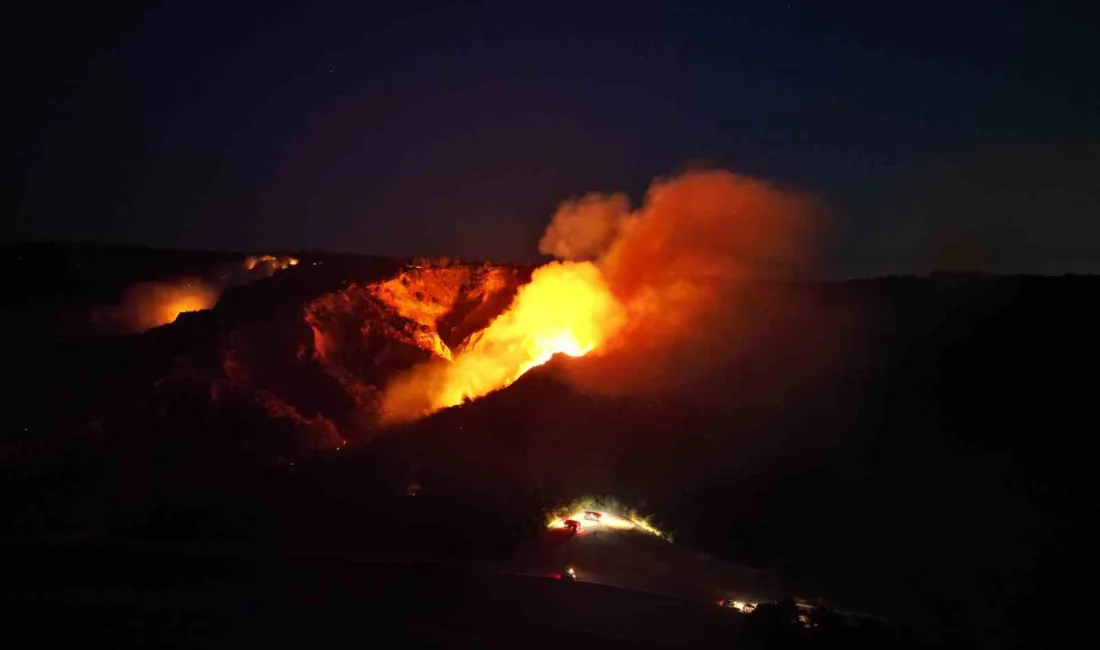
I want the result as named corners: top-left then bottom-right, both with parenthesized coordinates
top-left (9, 1), bottom-right (1099, 276)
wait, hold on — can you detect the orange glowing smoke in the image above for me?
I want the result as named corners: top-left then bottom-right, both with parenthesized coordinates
top-left (113, 278), bottom-right (221, 331)
top-left (381, 261), bottom-right (625, 421)
top-left (548, 509), bottom-right (667, 539)
top-left (541, 169), bottom-right (817, 395)
top-left (380, 169), bottom-right (816, 421)
top-left (544, 496), bottom-right (670, 539)
top-left (95, 253), bottom-right (301, 334)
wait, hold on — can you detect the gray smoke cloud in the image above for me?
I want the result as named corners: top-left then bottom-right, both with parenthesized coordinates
top-left (538, 192), bottom-right (631, 261)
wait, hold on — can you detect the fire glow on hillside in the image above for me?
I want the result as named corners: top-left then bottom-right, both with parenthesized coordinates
top-left (548, 510), bottom-right (668, 539)
top-left (96, 254), bottom-right (301, 333)
top-left (380, 170), bottom-right (814, 422)
top-left (380, 261), bottom-right (624, 419)
top-left (545, 496), bottom-right (671, 540)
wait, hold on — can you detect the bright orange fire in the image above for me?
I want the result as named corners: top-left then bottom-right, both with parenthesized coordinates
top-left (158, 287), bottom-right (218, 324)
top-left (381, 261), bottom-right (626, 421)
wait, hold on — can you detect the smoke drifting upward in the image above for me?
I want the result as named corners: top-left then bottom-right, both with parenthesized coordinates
top-left (538, 193), bottom-right (630, 261)
top-left (543, 170), bottom-right (814, 283)
top-left (545, 169), bottom-right (820, 396)
top-left (380, 169), bottom-right (820, 421)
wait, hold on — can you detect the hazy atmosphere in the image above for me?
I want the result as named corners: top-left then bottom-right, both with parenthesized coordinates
top-left (10, 1), bottom-right (1099, 275)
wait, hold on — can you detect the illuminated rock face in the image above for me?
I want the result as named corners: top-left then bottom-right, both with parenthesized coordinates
top-left (72, 260), bottom-right (534, 468)
top-left (376, 261), bottom-right (627, 423)
top-left (301, 258), bottom-right (629, 424)
top-left (303, 261), bottom-right (530, 417)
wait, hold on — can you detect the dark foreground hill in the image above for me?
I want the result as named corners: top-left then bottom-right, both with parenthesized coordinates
top-left (2, 243), bottom-right (1097, 647)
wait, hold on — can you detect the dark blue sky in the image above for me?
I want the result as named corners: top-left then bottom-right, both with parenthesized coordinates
top-left (9, 1), bottom-right (1099, 275)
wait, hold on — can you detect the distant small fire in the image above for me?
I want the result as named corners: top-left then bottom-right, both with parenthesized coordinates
top-left (95, 253), bottom-right (301, 333)
top-left (244, 254), bottom-right (299, 274)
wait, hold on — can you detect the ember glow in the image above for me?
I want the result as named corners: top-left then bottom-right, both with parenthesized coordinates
top-left (381, 261), bottom-right (626, 421)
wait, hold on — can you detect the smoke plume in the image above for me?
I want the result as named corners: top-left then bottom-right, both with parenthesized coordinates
top-left (546, 169), bottom-right (820, 396)
top-left (538, 193), bottom-right (630, 261)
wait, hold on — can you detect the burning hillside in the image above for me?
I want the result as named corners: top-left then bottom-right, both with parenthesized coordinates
top-left (379, 261), bottom-right (624, 422)
top-left (179, 169), bottom-right (816, 434)
top-left (9, 170), bottom-right (817, 469)
top-left (303, 261), bottom-right (531, 420)
top-left (375, 170), bottom-right (815, 422)
top-left (4, 170), bottom-right (822, 536)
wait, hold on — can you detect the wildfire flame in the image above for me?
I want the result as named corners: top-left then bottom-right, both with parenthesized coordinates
top-left (380, 169), bottom-right (813, 422)
top-left (244, 254), bottom-right (299, 273)
top-left (381, 261), bottom-right (625, 421)
top-left (545, 499), bottom-right (670, 540)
